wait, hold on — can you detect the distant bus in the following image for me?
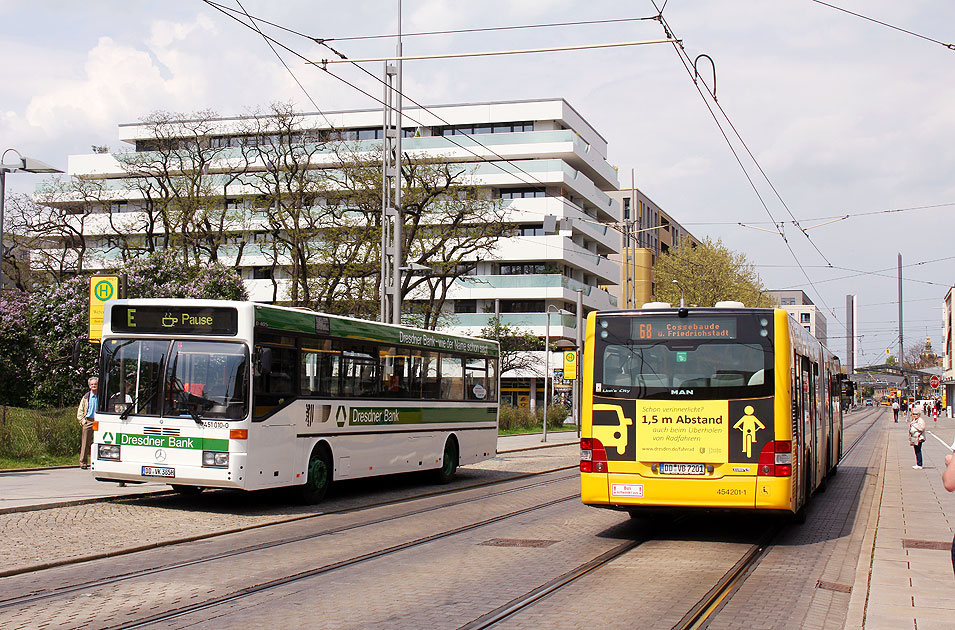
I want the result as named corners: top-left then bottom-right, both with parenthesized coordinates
top-left (91, 300), bottom-right (499, 502)
top-left (580, 305), bottom-right (843, 518)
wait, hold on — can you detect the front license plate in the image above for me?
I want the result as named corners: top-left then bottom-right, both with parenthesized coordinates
top-left (142, 466), bottom-right (175, 478)
top-left (660, 463), bottom-right (705, 475)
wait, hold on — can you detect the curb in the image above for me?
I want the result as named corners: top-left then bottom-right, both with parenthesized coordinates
top-left (844, 424), bottom-right (889, 629)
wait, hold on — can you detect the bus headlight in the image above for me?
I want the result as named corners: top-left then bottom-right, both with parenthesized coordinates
top-left (202, 451), bottom-right (229, 468)
top-left (98, 444), bottom-right (121, 461)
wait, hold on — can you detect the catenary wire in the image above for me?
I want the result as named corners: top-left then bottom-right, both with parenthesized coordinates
top-left (649, 2), bottom-right (847, 336)
top-left (808, 0), bottom-right (955, 51)
top-left (204, 2), bottom-right (660, 44)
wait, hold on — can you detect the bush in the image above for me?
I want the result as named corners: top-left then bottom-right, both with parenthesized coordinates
top-left (499, 403), bottom-right (571, 433)
top-left (0, 406), bottom-right (78, 459)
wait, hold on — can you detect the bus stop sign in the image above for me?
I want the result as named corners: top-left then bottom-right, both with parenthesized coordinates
top-left (88, 275), bottom-right (123, 342)
top-left (931, 375), bottom-right (940, 390)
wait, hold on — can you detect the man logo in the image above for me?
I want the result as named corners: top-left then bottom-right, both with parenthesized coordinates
top-left (670, 389), bottom-right (694, 395)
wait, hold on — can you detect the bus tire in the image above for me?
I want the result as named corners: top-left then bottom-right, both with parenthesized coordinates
top-left (299, 445), bottom-right (332, 504)
top-left (171, 484), bottom-right (203, 496)
top-left (434, 437), bottom-right (459, 484)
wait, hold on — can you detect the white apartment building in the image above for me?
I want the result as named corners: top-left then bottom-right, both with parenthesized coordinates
top-left (41, 99), bottom-right (621, 399)
top-left (769, 290), bottom-right (828, 346)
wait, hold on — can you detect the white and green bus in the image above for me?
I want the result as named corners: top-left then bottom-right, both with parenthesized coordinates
top-left (91, 299), bottom-right (499, 502)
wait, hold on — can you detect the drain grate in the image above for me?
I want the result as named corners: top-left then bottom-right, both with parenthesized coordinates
top-left (816, 580), bottom-right (852, 593)
top-left (903, 539), bottom-right (952, 551)
top-left (479, 538), bottom-right (559, 548)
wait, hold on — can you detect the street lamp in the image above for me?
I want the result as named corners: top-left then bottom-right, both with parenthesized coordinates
top-left (543, 305), bottom-right (570, 443)
top-left (1, 149), bottom-right (62, 287)
top-left (672, 279), bottom-right (685, 307)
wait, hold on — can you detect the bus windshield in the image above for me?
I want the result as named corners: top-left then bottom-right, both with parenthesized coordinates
top-left (100, 339), bottom-right (249, 420)
top-left (594, 312), bottom-right (774, 400)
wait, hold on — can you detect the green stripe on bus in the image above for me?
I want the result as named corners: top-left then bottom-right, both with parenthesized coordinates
top-left (253, 306), bottom-right (498, 357)
top-left (109, 433), bottom-right (229, 451)
top-left (350, 407), bottom-right (495, 426)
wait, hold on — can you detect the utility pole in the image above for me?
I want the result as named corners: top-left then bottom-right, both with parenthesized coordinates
top-left (898, 254), bottom-right (904, 395)
top-left (380, 1), bottom-right (403, 324)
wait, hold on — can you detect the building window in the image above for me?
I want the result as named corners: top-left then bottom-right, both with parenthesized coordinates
top-left (438, 121), bottom-right (532, 136)
top-left (800, 313), bottom-right (811, 323)
top-left (500, 300), bottom-right (544, 313)
top-left (454, 300), bottom-right (477, 313)
top-left (517, 224), bottom-right (545, 236)
top-left (252, 266), bottom-right (273, 280)
top-left (500, 188), bottom-right (545, 199)
top-left (499, 263), bottom-right (553, 275)
top-left (109, 200), bottom-right (129, 213)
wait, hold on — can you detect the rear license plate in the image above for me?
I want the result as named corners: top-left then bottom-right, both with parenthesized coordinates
top-left (142, 466), bottom-right (175, 478)
top-left (660, 463), bottom-right (705, 475)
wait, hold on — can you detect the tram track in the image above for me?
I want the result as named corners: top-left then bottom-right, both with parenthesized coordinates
top-left (449, 408), bottom-right (888, 629)
top-left (0, 466), bottom-right (579, 586)
top-left (0, 472), bottom-right (587, 630)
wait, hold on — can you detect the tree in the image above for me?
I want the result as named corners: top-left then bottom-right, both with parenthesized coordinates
top-left (116, 109), bottom-right (250, 265)
top-left (653, 237), bottom-right (775, 308)
top-left (477, 316), bottom-right (544, 375)
top-left (13, 252), bottom-right (248, 408)
top-left (325, 148), bottom-right (509, 327)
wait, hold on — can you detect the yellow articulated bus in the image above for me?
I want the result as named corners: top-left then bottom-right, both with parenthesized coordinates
top-left (580, 304), bottom-right (843, 518)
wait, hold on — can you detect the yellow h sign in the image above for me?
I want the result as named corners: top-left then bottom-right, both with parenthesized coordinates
top-left (89, 275), bottom-right (121, 342)
top-left (563, 350), bottom-right (577, 380)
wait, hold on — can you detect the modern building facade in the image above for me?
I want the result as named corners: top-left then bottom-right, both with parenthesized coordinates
top-left (605, 187), bottom-right (699, 309)
top-left (768, 290), bottom-right (828, 346)
top-left (39, 99), bottom-right (623, 408)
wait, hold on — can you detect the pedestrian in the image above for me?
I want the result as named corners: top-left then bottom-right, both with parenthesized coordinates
top-left (908, 409), bottom-right (926, 469)
top-left (941, 449), bottom-right (955, 576)
top-left (892, 399), bottom-right (900, 423)
top-left (901, 398), bottom-right (908, 417)
top-left (76, 376), bottom-right (98, 469)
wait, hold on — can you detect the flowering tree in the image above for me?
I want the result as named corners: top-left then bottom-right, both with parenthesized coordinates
top-left (1, 250), bottom-right (249, 408)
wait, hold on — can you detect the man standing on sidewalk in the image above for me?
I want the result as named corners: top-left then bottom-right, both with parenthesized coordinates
top-left (892, 399), bottom-right (900, 422)
top-left (76, 377), bottom-right (97, 469)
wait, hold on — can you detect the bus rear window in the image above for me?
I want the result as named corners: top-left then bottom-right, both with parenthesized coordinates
top-left (594, 313), bottom-right (773, 399)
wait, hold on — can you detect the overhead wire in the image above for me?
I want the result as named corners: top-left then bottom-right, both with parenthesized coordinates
top-left (204, 2), bottom-right (659, 43)
top-left (808, 0), bottom-right (955, 51)
top-left (649, 2), bottom-right (848, 336)
top-left (204, 0), bottom-right (649, 270)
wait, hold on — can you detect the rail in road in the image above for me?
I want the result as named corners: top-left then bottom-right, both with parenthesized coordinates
top-left (0, 410), bottom-right (885, 629)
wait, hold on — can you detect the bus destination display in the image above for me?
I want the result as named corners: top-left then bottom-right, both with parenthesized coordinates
top-left (111, 306), bottom-right (238, 336)
top-left (634, 317), bottom-right (737, 340)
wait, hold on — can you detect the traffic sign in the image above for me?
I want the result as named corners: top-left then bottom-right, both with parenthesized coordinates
top-left (931, 375), bottom-right (940, 389)
top-left (88, 275), bottom-right (123, 342)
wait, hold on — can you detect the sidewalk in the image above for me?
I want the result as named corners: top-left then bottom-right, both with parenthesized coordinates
top-left (0, 431), bottom-right (579, 514)
top-left (848, 411), bottom-right (955, 630)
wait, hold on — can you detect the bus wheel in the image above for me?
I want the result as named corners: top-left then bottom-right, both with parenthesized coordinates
top-left (171, 484), bottom-right (203, 496)
top-left (434, 438), bottom-right (458, 484)
top-left (299, 446), bottom-right (332, 504)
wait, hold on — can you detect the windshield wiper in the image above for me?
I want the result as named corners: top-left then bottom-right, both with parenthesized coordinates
top-left (120, 388), bottom-right (158, 421)
top-left (169, 377), bottom-right (205, 425)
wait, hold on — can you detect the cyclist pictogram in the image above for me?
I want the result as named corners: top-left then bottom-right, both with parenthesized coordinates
top-left (733, 405), bottom-right (765, 458)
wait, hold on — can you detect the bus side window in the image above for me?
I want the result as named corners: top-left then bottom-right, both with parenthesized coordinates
top-left (440, 355), bottom-right (464, 400)
top-left (421, 352), bottom-right (440, 399)
top-left (253, 344), bottom-right (296, 419)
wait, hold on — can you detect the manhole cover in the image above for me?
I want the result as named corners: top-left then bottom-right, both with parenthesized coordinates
top-left (479, 538), bottom-right (559, 548)
top-left (816, 580), bottom-right (852, 593)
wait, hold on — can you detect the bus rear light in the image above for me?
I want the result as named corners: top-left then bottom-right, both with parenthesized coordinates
top-left (758, 441), bottom-right (793, 477)
top-left (230, 429), bottom-right (248, 440)
top-left (581, 438), bottom-right (608, 473)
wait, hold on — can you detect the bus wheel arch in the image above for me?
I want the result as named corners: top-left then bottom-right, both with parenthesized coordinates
top-left (434, 435), bottom-right (459, 484)
top-left (298, 441), bottom-right (333, 504)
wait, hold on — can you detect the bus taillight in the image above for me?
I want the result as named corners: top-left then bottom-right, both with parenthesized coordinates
top-left (758, 441), bottom-right (793, 477)
top-left (580, 438), bottom-right (609, 473)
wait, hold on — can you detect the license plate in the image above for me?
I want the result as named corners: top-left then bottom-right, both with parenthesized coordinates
top-left (660, 463), bottom-right (705, 475)
top-left (142, 466), bottom-right (175, 478)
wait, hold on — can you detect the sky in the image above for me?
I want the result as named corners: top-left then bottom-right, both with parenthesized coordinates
top-left (1, 0), bottom-right (953, 368)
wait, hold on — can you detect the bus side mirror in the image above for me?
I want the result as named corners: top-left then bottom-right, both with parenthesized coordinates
top-left (255, 347), bottom-right (272, 376)
top-left (72, 337), bottom-right (92, 365)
